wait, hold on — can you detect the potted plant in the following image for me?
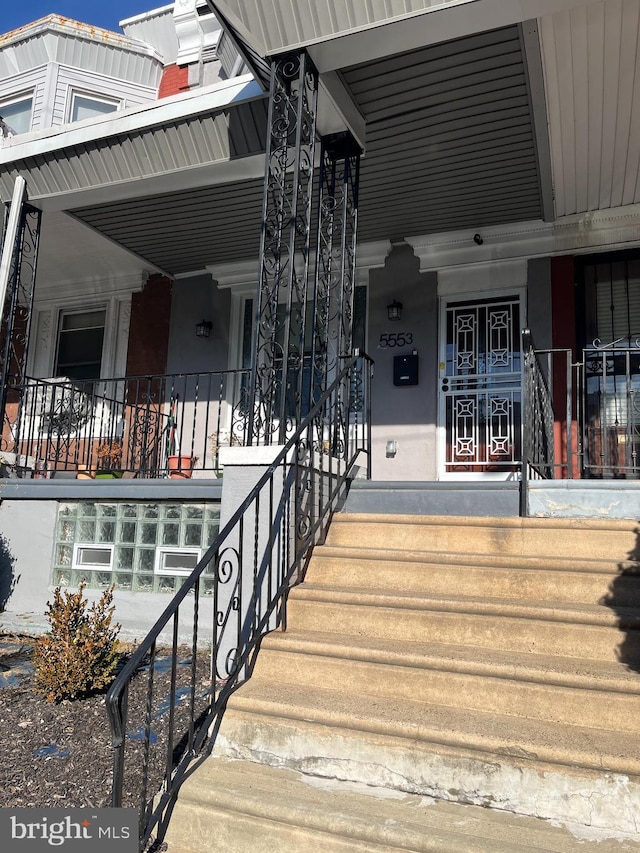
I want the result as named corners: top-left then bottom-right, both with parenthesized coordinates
top-left (95, 440), bottom-right (124, 479)
top-left (167, 453), bottom-right (198, 479)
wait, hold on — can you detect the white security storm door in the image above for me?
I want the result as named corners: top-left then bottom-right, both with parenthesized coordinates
top-left (439, 295), bottom-right (522, 478)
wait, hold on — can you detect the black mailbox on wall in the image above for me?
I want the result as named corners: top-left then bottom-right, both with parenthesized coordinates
top-left (393, 353), bottom-right (419, 386)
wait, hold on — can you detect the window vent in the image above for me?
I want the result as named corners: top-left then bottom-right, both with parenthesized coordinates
top-left (73, 544), bottom-right (114, 569)
top-left (154, 547), bottom-right (201, 576)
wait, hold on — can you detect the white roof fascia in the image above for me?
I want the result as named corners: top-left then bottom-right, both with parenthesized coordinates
top-left (302, 0), bottom-right (605, 73)
top-left (119, 5), bottom-right (175, 28)
top-left (0, 15), bottom-right (163, 62)
top-left (407, 205), bottom-right (640, 271)
top-left (0, 74), bottom-right (262, 165)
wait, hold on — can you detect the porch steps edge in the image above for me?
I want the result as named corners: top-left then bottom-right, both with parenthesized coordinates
top-left (165, 758), bottom-right (640, 853)
top-left (217, 680), bottom-right (640, 779)
top-left (259, 630), bottom-right (640, 695)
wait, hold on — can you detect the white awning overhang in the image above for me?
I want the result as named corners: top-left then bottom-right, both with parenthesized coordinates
top-left (0, 75), bottom-right (267, 212)
top-left (208, 0), bottom-right (605, 72)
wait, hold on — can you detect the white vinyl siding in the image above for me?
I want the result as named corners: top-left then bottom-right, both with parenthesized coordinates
top-left (54, 66), bottom-right (157, 127)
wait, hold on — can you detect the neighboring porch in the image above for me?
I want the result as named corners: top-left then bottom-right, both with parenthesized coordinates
top-left (1, 369), bottom-right (250, 480)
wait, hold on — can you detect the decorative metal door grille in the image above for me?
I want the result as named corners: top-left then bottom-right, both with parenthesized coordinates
top-left (443, 297), bottom-right (522, 472)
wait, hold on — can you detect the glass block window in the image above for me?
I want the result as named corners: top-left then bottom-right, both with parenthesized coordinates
top-left (53, 502), bottom-right (220, 593)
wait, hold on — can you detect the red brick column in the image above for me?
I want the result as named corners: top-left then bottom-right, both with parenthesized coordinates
top-left (550, 256), bottom-right (579, 478)
top-left (125, 274), bottom-right (172, 378)
top-left (158, 64), bottom-right (189, 98)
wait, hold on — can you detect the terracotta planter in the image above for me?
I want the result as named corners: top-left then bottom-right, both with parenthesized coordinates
top-left (77, 464), bottom-right (95, 480)
top-left (168, 455), bottom-right (195, 479)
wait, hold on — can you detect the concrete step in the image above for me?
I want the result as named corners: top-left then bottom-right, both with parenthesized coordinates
top-left (325, 514), bottom-right (640, 562)
top-left (308, 545), bottom-right (640, 606)
top-left (215, 680), bottom-right (640, 834)
top-left (165, 758), bottom-right (640, 853)
top-left (165, 513), bottom-right (640, 849)
top-left (254, 630), bottom-right (640, 732)
top-left (287, 584), bottom-right (640, 663)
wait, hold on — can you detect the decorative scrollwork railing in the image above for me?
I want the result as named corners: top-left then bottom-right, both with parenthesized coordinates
top-left (1, 369), bottom-right (251, 478)
top-left (106, 352), bottom-right (373, 850)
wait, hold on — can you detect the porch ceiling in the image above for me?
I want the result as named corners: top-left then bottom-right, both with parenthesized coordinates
top-left (70, 23), bottom-right (546, 273)
top-left (344, 25), bottom-right (547, 242)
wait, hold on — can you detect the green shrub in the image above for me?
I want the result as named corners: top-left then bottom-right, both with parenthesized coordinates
top-left (34, 581), bottom-right (121, 703)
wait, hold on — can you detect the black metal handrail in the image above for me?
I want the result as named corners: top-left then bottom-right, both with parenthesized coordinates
top-left (2, 369), bottom-right (251, 478)
top-left (522, 330), bottom-right (557, 479)
top-left (105, 352), bottom-right (373, 849)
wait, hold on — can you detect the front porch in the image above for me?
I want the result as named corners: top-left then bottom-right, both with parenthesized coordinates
top-left (1, 369), bottom-right (250, 481)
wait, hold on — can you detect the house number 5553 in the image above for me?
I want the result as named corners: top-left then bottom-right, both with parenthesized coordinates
top-left (378, 332), bottom-right (413, 348)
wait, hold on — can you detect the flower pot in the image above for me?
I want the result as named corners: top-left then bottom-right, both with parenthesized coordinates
top-left (168, 455), bottom-right (195, 479)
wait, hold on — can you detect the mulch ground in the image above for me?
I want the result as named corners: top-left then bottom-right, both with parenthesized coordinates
top-left (0, 633), bottom-right (212, 851)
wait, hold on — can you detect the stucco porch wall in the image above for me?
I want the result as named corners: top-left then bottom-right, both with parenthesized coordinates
top-left (0, 480), bottom-right (222, 641)
top-left (528, 480), bottom-right (640, 520)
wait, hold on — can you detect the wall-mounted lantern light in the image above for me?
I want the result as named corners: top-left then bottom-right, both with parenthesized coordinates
top-left (387, 300), bottom-right (403, 321)
top-left (195, 319), bottom-right (213, 339)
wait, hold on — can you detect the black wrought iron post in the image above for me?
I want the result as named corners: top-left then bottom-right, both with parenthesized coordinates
top-left (249, 51), bottom-right (319, 445)
top-left (0, 192), bottom-right (41, 452)
top-left (311, 132), bottom-right (361, 438)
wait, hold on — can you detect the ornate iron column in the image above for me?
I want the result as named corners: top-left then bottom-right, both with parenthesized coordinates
top-left (310, 132), bottom-right (361, 414)
top-left (0, 187), bottom-right (42, 451)
top-left (249, 51), bottom-right (319, 445)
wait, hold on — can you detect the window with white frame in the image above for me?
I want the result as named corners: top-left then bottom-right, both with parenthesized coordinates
top-left (154, 547), bottom-right (202, 576)
top-left (73, 543), bottom-right (114, 570)
top-left (54, 308), bottom-right (106, 381)
top-left (69, 92), bottom-right (119, 123)
top-left (0, 94), bottom-right (33, 135)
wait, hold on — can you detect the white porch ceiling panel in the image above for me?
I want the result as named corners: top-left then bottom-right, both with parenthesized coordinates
top-left (209, 0), bottom-right (604, 72)
top-left (209, 0), bottom-right (460, 55)
top-left (539, 0), bottom-right (640, 216)
top-left (343, 25), bottom-right (545, 241)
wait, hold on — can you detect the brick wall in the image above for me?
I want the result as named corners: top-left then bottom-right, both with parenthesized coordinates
top-left (125, 274), bottom-right (172, 377)
top-left (158, 64), bottom-right (189, 98)
top-left (550, 256), bottom-right (578, 477)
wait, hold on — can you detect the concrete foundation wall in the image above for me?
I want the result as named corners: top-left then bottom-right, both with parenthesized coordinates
top-left (529, 480), bottom-right (640, 520)
top-left (0, 497), bottom-right (215, 643)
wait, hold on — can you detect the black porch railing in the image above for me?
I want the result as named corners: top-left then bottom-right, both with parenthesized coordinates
top-left (521, 329), bottom-right (640, 512)
top-left (1, 370), bottom-right (251, 479)
top-left (105, 353), bottom-right (373, 849)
